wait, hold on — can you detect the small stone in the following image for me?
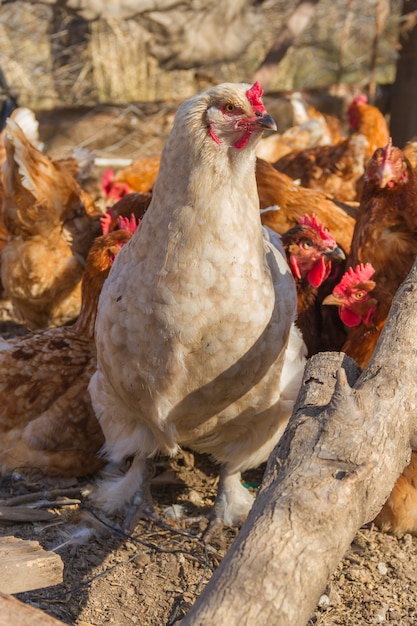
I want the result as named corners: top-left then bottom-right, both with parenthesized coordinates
top-left (377, 562), bottom-right (388, 575)
top-left (318, 594), bottom-right (330, 608)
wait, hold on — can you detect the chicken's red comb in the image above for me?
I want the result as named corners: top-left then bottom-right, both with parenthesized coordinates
top-left (100, 208), bottom-right (114, 236)
top-left (351, 94), bottom-right (368, 106)
top-left (117, 213), bottom-right (140, 234)
top-left (246, 82), bottom-right (265, 112)
top-left (333, 263), bottom-right (376, 297)
top-left (382, 137), bottom-right (393, 160)
top-left (298, 213), bottom-right (337, 248)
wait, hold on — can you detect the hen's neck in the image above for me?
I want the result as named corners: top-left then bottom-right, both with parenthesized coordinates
top-left (72, 269), bottom-right (107, 339)
top-left (150, 115), bottom-right (262, 239)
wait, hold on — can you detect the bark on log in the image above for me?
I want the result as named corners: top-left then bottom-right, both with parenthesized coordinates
top-left (182, 261), bottom-right (417, 625)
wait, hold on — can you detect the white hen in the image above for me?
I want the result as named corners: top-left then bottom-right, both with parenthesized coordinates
top-left (89, 82), bottom-right (306, 528)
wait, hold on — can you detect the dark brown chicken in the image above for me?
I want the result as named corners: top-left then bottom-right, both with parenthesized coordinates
top-left (280, 214), bottom-right (346, 356)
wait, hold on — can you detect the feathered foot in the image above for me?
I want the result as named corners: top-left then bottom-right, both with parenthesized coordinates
top-left (85, 454), bottom-right (165, 533)
top-left (203, 467), bottom-right (254, 543)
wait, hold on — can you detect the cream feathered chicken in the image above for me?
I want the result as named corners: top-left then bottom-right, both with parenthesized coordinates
top-left (89, 82), bottom-right (306, 529)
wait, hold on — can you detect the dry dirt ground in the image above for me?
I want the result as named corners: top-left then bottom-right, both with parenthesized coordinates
top-left (1, 102), bottom-right (417, 626)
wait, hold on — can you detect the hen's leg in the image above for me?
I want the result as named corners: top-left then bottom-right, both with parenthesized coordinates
top-left (90, 453), bottom-right (157, 531)
top-left (204, 465), bottom-right (255, 542)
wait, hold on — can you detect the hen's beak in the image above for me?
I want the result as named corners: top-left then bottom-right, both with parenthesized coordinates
top-left (325, 245), bottom-right (346, 262)
top-left (322, 293), bottom-right (342, 306)
top-left (256, 113), bottom-right (277, 131)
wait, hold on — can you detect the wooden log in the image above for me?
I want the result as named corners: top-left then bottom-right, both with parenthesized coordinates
top-left (0, 592), bottom-right (66, 626)
top-left (182, 261), bottom-right (417, 625)
top-left (0, 537), bottom-right (63, 594)
top-left (0, 507), bottom-right (57, 524)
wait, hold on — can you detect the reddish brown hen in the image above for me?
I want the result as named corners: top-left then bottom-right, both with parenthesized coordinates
top-left (0, 229), bottom-right (133, 478)
top-left (322, 262), bottom-right (389, 367)
top-left (348, 139), bottom-right (417, 293)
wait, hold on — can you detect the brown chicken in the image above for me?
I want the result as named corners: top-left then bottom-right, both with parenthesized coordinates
top-left (272, 94), bottom-right (390, 203)
top-left (0, 229), bottom-right (134, 478)
top-left (322, 262), bottom-right (389, 366)
top-left (280, 214), bottom-right (346, 356)
top-left (256, 157), bottom-right (355, 254)
top-left (348, 139), bottom-right (417, 293)
top-left (1, 119), bottom-right (102, 329)
top-left (346, 94), bottom-right (390, 156)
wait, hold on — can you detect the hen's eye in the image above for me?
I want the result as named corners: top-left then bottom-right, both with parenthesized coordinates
top-left (225, 103), bottom-right (235, 112)
top-left (301, 240), bottom-right (313, 249)
top-left (354, 291), bottom-right (365, 299)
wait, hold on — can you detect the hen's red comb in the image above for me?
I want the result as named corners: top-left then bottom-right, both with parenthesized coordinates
top-left (382, 137), bottom-right (393, 160)
top-left (350, 93), bottom-right (368, 107)
top-left (333, 263), bottom-right (375, 297)
top-left (246, 82), bottom-right (266, 112)
top-left (117, 213), bottom-right (140, 234)
top-left (100, 208), bottom-right (114, 236)
top-left (298, 213), bottom-right (337, 248)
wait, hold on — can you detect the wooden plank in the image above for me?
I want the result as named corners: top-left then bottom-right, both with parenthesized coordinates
top-left (0, 536), bottom-right (63, 594)
top-left (0, 592), bottom-right (66, 626)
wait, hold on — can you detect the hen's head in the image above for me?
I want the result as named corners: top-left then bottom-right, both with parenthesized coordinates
top-left (347, 94), bottom-right (368, 129)
top-left (183, 82), bottom-right (277, 151)
top-left (282, 214), bottom-right (345, 288)
top-left (365, 139), bottom-right (410, 188)
top-left (86, 218), bottom-right (139, 284)
top-left (322, 263), bottom-right (377, 327)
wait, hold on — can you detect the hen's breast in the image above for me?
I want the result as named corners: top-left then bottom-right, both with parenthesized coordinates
top-left (94, 208), bottom-right (295, 433)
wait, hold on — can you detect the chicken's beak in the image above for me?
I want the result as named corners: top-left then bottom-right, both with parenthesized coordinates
top-left (325, 245), bottom-right (346, 262)
top-left (256, 113), bottom-right (277, 131)
top-left (322, 293), bottom-right (342, 306)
